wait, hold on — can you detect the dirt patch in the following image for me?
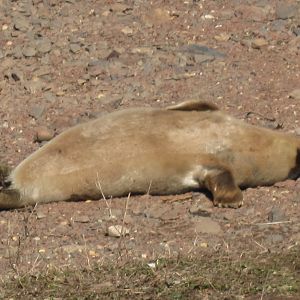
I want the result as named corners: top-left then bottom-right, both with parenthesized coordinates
top-left (0, 0), bottom-right (300, 298)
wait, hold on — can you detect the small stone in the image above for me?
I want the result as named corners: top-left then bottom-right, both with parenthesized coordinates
top-left (36, 39), bottom-right (52, 54)
top-left (268, 207), bottom-right (286, 222)
top-left (12, 46), bottom-right (23, 59)
top-left (121, 26), bottom-right (133, 35)
top-left (202, 14), bottom-right (215, 20)
top-left (251, 38), bottom-right (268, 49)
top-left (62, 244), bottom-right (85, 254)
top-left (289, 89), bottom-right (300, 100)
top-left (29, 104), bottom-right (46, 119)
top-left (44, 92), bottom-right (56, 103)
top-left (14, 17), bottom-right (30, 31)
top-left (276, 4), bottom-right (299, 20)
top-left (35, 127), bottom-right (54, 142)
top-left (107, 225), bottom-right (129, 237)
top-left (22, 46), bottom-right (37, 57)
top-left (214, 33), bottom-right (230, 42)
top-left (74, 215), bottom-right (90, 223)
top-left (36, 211), bottom-right (46, 219)
top-left (89, 250), bottom-right (98, 257)
top-left (70, 43), bottom-right (81, 53)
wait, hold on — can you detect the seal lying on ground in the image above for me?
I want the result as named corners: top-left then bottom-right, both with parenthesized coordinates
top-left (0, 100), bottom-right (299, 209)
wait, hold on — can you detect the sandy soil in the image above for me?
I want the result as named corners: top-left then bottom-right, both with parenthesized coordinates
top-left (0, 0), bottom-right (300, 298)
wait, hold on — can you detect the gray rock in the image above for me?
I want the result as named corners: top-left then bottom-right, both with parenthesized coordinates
top-left (270, 19), bottom-right (287, 32)
top-left (22, 46), bottom-right (37, 57)
top-left (29, 104), bottom-right (46, 119)
top-left (178, 44), bottom-right (226, 58)
top-left (12, 46), bottom-right (23, 59)
top-left (36, 39), bottom-right (52, 54)
top-left (268, 207), bottom-right (286, 222)
top-left (13, 16), bottom-right (30, 31)
top-left (44, 92), bottom-right (57, 103)
top-left (70, 43), bottom-right (81, 53)
top-left (193, 217), bottom-right (222, 235)
top-left (276, 4), bottom-right (299, 20)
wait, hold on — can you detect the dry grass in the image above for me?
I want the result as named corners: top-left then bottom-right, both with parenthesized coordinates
top-left (1, 247), bottom-right (300, 299)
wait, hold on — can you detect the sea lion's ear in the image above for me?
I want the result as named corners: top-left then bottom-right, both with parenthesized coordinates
top-left (166, 100), bottom-right (219, 112)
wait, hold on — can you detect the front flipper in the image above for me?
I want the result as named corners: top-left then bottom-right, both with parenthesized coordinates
top-left (194, 164), bottom-right (243, 208)
top-left (166, 100), bottom-right (218, 112)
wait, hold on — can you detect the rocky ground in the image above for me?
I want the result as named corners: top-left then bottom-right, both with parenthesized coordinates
top-left (0, 0), bottom-right (300, 299)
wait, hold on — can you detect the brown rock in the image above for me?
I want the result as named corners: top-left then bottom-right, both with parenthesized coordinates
top-left (251, 38), bottom-right (268, 49)
top-left (35, 126), bottom-right (54, 142)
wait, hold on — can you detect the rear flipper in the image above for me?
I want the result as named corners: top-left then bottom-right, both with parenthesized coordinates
top-left (0, 189), bottom-right (23, 210)
top-left (0, 164), bottom-right (11, 188)
top-left (0, 163), bottom-right (23, 209)
top-left (196, 165), bottom-right (243, 208)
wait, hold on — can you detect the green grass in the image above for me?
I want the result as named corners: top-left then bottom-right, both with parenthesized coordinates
top-left (2, 248), bottom-right (300, 299)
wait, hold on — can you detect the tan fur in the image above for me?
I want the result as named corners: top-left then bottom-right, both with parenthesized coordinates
top-left (0, 100), bottom-right (300, 209)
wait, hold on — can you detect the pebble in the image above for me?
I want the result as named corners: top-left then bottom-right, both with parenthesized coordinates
top-left (121, 26), bottom-right (133, 35)
top-left (36, 210), bottom-right (46, 219)
top-left (251, 38), bottom-right (268, 49)
top-left (35, 126), bottom-right (54, 142)
top-left (268, 207), bottom-right (286, 222)
top-left (107, 225), bottom-right (129, 237)
top-left (289, 89), bottom-right (300, 100)
top-left (73, 215), bottom-right (90, 223)
top-left (275, 4), bottom-right (299, 20)
top-left (61, 244), bottom-right (85, 254)
top-left (29, 104), bottom-right (46, 119)
top-left (22, 46), bottom-right (37, 57)
top-left (36, 39), bottom-right (52, 54)
top-left (13, 16), bottom-right (30, 31)
top-left (214, 33), bottom-right (230, 42)
top-left (69, 43), bottom-right (81, 53)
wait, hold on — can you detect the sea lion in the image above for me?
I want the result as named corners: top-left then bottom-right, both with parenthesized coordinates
top-left (0, 100), bottom-right (299, 209)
